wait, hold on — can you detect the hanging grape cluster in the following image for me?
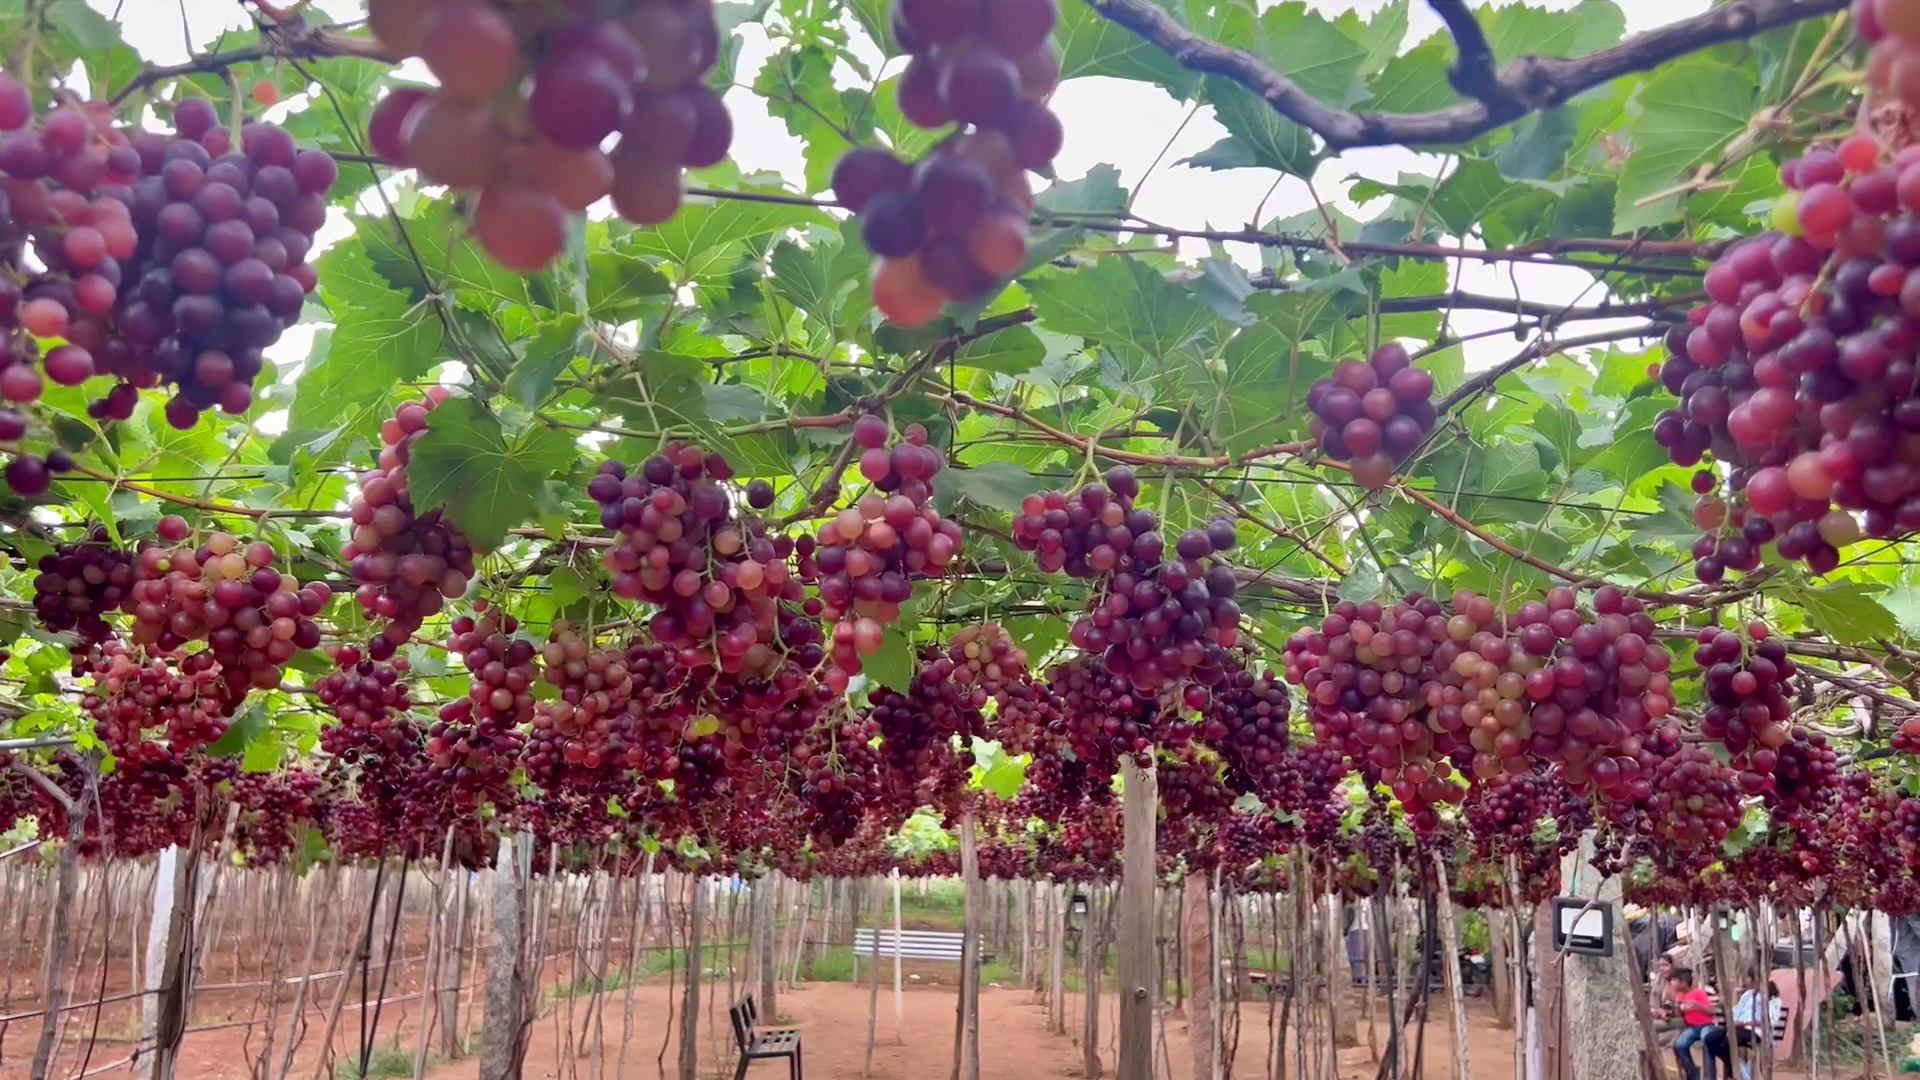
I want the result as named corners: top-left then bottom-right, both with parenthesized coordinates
top-left (366, 0), bottom-right (729, 269)
top-left (1861, 0), bottom-right (1920, 113)
top-left (591, 441), bottom-right (817, 686)
top-left (122, 525), bottom-right (329, 688)
top-left (831, 0), bottom-right (1062, 326)
top-left (1012, 465), bottom-right (1242, 694)
top-left (346, 390), bottom-right (477, 659)
top-left (0, 78), bottom-right (333, 492)
top-left (316, 647), bottom-right (417, 760)
top-left (1693, 624), bottom-right (1797, 764)
top-left (1283, 587), bottom-right (1680, 819)
top-left (1654, 137), bottom-right (1920, 580)
top-left (1306, 344), bottom-right (1438, 489)
top-left (800, 417), bottom-right (964, 692)
top-left (79, 642), bottom-right (247, 758)
top-left (426, 611), bottom-right (532, 808)
top-left (31, 530), bottom-right (134, 646)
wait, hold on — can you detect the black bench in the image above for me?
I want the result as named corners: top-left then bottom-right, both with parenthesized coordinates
top-left (730, 994), bottom-right (802, 1079)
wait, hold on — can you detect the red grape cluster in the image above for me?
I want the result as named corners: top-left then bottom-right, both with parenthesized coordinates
top-left (1506, 586), bottom-right (1677, 804)
top-left (1646, 745), bottom-right (1745, 852)
top-left (1895, 709), bottom-right (1920, 754)
top-left (1283, 587), bottom-right (1679, 813)
top-left (830, 0), bottom-right (1062, 326)
top-left (802, 417), bottom-right (963, 692)
top-left (1653, 137), bottom-right (1920, 580)
top-left (345, 390), bottom-right (477, 659)
top-left (522, 622), bottom-right (638, 782)
top-left (0, 81), bottom-right (332, 459)
top-left (791, 713), bottom-right (889, 846)
top-left (230, 768), bottom-right (325, 866)
top-left (426, 611), bottom-right (532, 807)
top-left (1012, 466), bottom-right (1241, 693)
top-left (1201, 656), bottom-right (1294, 802)
top-left (591, 441), bottom-right (815, 685)
top-left (1860, 0), bottom-right (1920, 113)
top-left (1044, 652), bottom-right (1168, 776)
top-left (31, 530), bottom-right (134, 646)
top-left (1282, 592), bottom-right (1490, 809)
top-left (1694, 624), bottom-right (1796, 762)
top-left (315, 646), bottom-right (417, 760)
top-left (367, 0), bottom-right (729, 269)
top-left (945, 622), bottom-right (1029, 699)
top-left (79, 641), bottom-right (248, 757)
top-left (1765, 730), bottom-right (1840, 814)
top-left (122, 524), bottom-right (329, 688)
top-left (1306, 344), bottom-right (1438, 490)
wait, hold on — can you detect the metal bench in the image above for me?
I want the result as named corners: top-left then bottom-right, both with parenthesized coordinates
top-left (851, 929), bottom-right (989, 979)
top-left (729, 994), bottom-right (801, 1079)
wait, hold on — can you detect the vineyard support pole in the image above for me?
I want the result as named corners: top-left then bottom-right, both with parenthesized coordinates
top-left (479, 837), bottom-right (524, 1080)
top-left (677, 876), bottom-right (704, 1080)
top-left (1185, 872), bottom-right (1217, 1080)
top-left (757, 874), bottom-right (776, 1020)
top-left (893, 868), bottom-right (904, 1041)
top-left (1117, 758), bottom-right (1157, 1080)
top-left (1431, 855), bottom-right (1471, 1080)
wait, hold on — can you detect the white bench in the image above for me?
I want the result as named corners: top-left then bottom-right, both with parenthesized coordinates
top-left (850, 929), bottom-right (985, 980)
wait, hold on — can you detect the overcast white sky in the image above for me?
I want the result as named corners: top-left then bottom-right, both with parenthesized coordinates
top-left (88, 0), bottom-right (1712, 397)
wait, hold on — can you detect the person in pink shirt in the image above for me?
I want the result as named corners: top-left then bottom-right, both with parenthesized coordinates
top-left (1668, 968), bottom-right (1721, 1080)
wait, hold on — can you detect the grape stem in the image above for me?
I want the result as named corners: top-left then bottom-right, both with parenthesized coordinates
top-left (1084, 0), bottom-right (1848, 151)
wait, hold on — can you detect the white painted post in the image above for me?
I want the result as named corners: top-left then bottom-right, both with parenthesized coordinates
top-left (140, 846), bottom-right (180, 1070)
top-left (892, 869), bottom-right (905, 1042)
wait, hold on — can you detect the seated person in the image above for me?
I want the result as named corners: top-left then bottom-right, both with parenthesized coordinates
top-left (1668, 968), bottom-right (1721, 1080)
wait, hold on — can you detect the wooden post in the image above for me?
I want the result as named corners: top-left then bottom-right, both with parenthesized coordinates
top-left (438, 871), bottom-right (469, 1059)
top-left (139, 846), bottom-right (181, 1072)
top-left (1084, 884), bottom-right (1105, 1080)
top-left (1184, 872), bottom-right (1217, 1080)
top-left (678, 877), bottom-right (705, 1080)
top-left (958, 813), bottom-right (985, 1080)
top-left (893, 869), bottom-right (905, 1041)
top-left (865, 877), bottom-right (884, 1077)
top-left (1117, 759), bottom-right (1157, 1080)
top-left (480, 837), bottom-right (525, 1080)
top-left (17, 762), bottom-right (88, 1080)
top-left (1555, 834), bottom-right (1636, 1080)
top-left (755, 875), bottom-right (776, 1018)
top-left (1432, 855), bottom-right (1472, 1080)
top-left (147, 837), bottom-right (202, 1080)
top-left (1488, 908), bottom-right (1513, 1029)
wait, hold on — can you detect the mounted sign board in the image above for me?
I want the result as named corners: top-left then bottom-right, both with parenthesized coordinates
top-left (1551, 897), bottom-right (1614, 957)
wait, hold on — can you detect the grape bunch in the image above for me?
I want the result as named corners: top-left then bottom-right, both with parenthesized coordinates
top-left (1765, 730), bottom-right (1840, 814)
top-left (345, 390), bottom-right (477, 659)
top-left (1646, 745), bottom-right (1745, 852)
top-left (121, 522), bottom-right (329, 689)
top-left (591, 441), bottom-right (819, 688)
top-left (791, 713), bottom-right (888, 846)
top-left (1694, 624), bottom-right (1796, 763)
top-left (1201, 656), bottom-right (1294, 802)
top-left (945, 622), bottom-right (1029, 699)
top-left (1861, 0), bottom-right (1920, 112)
top-left (1012, 465), bottom-right (1241, 693)
top-left (79, 641), bottom-right (248, 758)
top-left (31, 530), bottom-right (134, 645)
top-left (802, 417), bottom-right (963, 691)
top-left (315, 646), bottom-right (418, 760)
top-left (367, 0), bottom-right (730, 269)
top-left (230, 768), bottom-right (325, 866)
top-left (830, 0), bottom-right (1063, 326)
top-left (1505, 586), bottom-right (1676, 805)
top-left (1281, 592), bottom-right (1488, 809)
top-left (0, 81), bottom-right (332, 458)
top-left (1653, 137), bottom-right (1920, 580)
top-left (1306, 344), bottom-right (1438, 489)
top-left (425, 611), bottom-right (532, 807)
top-left (521, 621), bottom-right (638, 782)
top-left (1044, 652), bottom-right (1169, 776)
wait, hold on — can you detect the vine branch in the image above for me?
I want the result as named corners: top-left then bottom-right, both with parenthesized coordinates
top-left (1083, 0), bottom-right (1848, 150)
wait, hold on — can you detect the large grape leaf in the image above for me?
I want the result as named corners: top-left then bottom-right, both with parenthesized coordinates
top-left (1613, 56), bottom-right (1760, 232)
top-left (407, 398), bottom-right (581, 551)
